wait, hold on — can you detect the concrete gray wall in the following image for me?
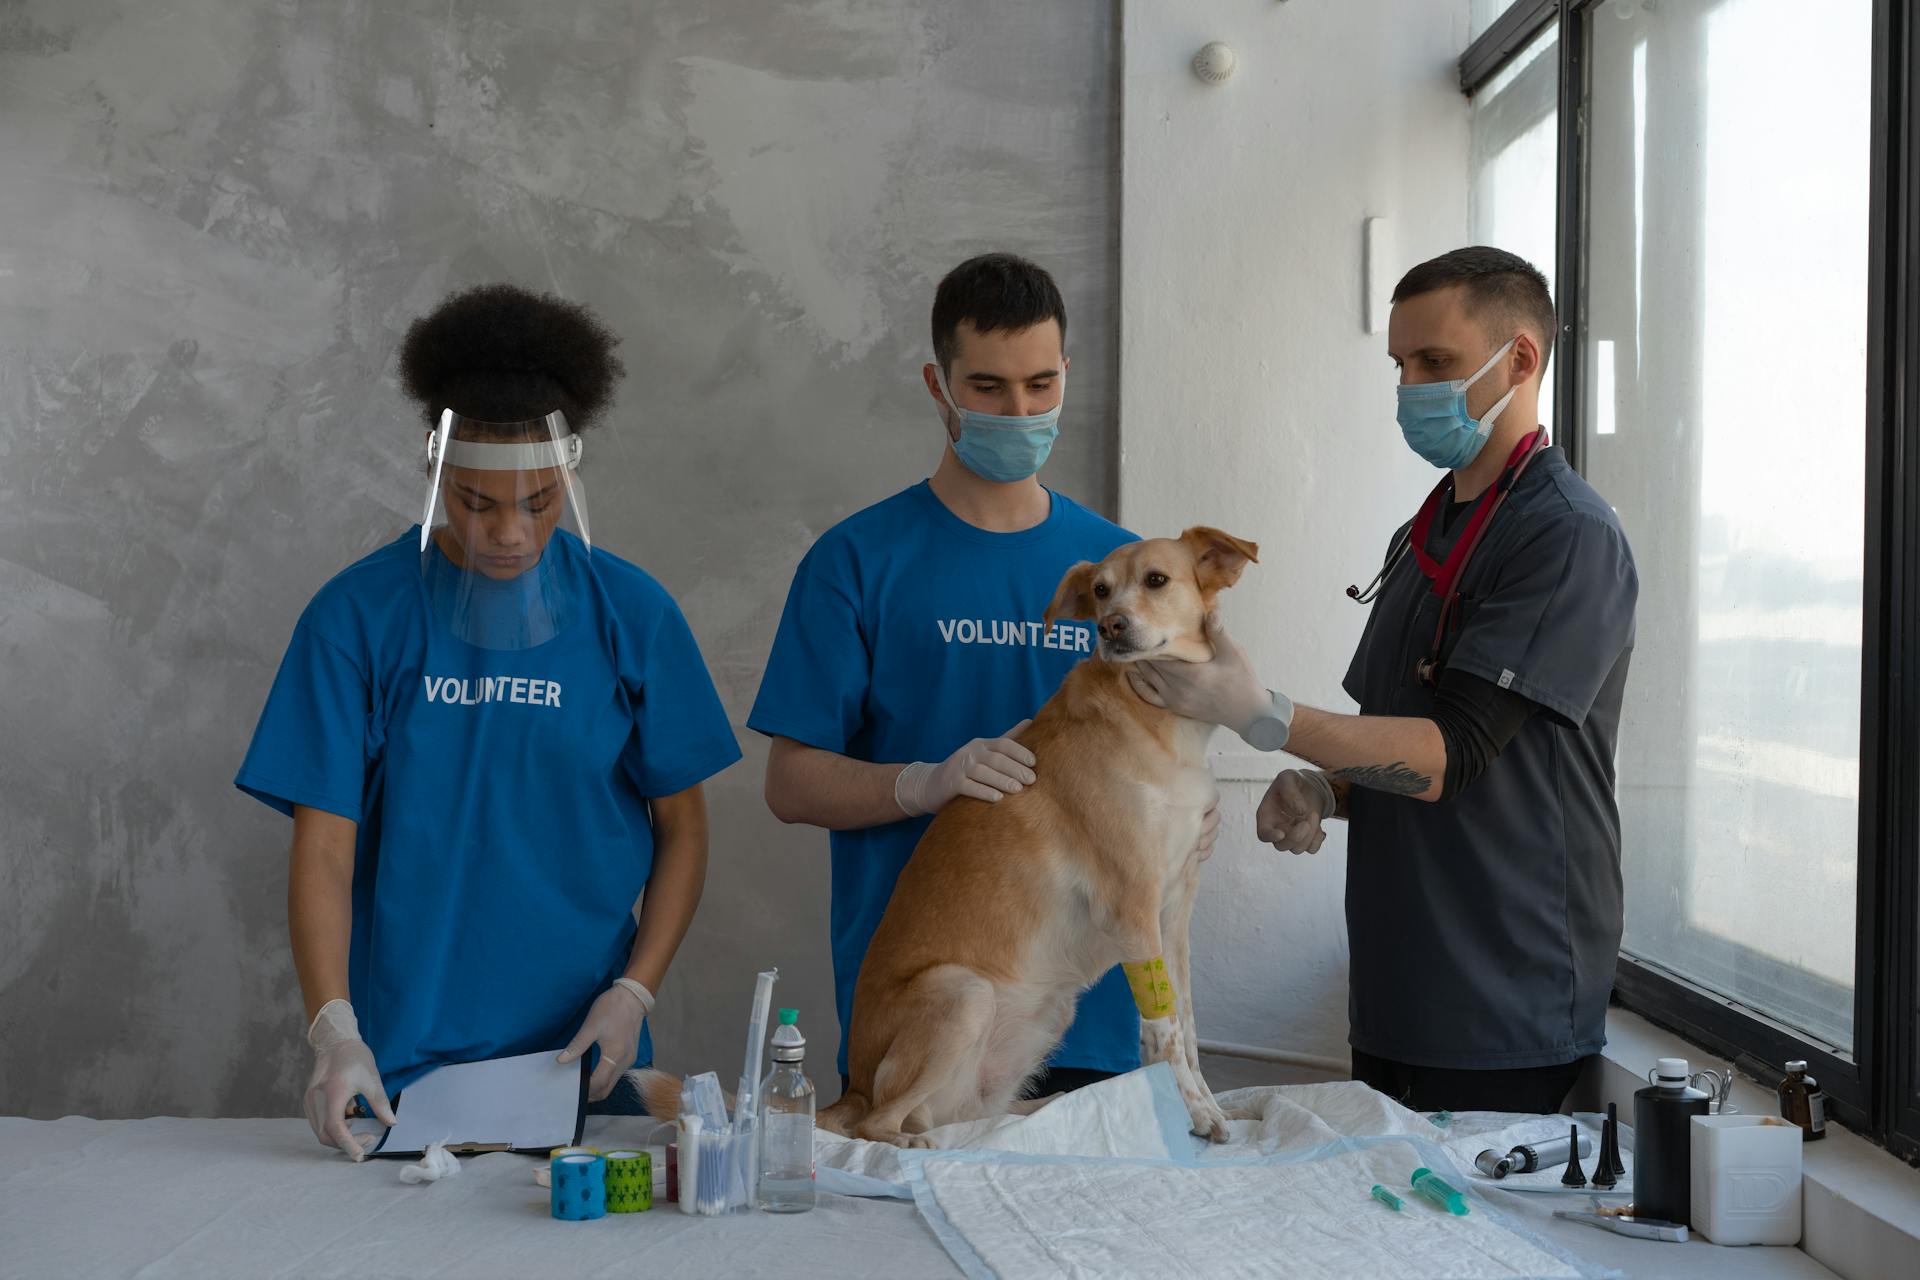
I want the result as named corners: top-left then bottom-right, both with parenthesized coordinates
top-left (0, 0), bottom-right (1119, 1119)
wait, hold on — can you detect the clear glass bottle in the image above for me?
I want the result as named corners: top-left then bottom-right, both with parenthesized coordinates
top-left (1777, 1060), bottom-right (1828, 1141)
top-left (756, 1008), bottom-right (816, 1213)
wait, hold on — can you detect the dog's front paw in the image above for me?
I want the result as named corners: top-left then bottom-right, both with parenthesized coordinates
top-left (1187, 1099), bottom-right (1231, 1144)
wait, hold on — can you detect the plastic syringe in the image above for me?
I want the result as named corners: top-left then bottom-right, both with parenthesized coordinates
top-left (737, 968), bottom-right (779, 1119)
top-left (729, 969), bottom-right (779, 1209)
top-left (1410, 1167), bottom-right (1470, 1215)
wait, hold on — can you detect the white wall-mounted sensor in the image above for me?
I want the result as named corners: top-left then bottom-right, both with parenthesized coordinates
top-left (1364, 217), bottom-right (1393, 335)
top-left (1192, 42), bottom-right (1237, 85)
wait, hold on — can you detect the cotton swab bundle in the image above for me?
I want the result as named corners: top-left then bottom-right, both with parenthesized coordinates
top-left (697, 1127), bottom-right (732, 1214)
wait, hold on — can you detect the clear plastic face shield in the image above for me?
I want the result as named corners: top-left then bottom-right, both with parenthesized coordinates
top-left (419, 409), bottom-right (590, 651)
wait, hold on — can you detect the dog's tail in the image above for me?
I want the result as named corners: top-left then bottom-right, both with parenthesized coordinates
top-left (628, 1067), bottom-right (695, 1121)
top-left (817, 1091), bottom-right (869, 1137)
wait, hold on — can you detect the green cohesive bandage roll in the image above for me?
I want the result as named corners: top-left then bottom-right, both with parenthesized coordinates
top-left (603, 1149), bottom-right (653, 1213)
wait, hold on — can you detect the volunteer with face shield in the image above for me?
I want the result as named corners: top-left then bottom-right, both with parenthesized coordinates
top-left (750, 252), bottom-right (1220, 1100)
top-left (1132, 248), bottom-right (1639, 1114)
top-left (236, 285), bottom-right (740, 1158)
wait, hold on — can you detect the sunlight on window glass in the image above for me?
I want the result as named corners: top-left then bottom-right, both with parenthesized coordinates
top-left (1469, 23), bottom-right (1558, 432)
top-left (1471, 0), bottom-right (1533, 41)
top-left (1584, 0), bottom-right (1871, 1052)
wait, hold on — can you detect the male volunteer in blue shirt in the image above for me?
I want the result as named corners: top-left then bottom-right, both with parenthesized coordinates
top-left (1134, 248), bottom-right (1639, 1115)
top-left (750, 252), bottom-right (1219, 1097)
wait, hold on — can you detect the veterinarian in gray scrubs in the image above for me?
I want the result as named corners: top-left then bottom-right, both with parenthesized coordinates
top-left (1131, 248), bottom-right (1638, 1115)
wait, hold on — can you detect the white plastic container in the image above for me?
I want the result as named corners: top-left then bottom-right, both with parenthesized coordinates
top-left (1689, 1114), bottom-right (1803, 1246)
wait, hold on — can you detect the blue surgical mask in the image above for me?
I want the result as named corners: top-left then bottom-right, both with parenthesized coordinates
top-left (1395, 338), bottom-right (1519, 470)
top-left (938, 370), bottom-right (1063, 483)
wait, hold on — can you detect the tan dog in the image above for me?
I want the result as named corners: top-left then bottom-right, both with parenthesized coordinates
top-left (809, 527), bottom-right (1259, 1147)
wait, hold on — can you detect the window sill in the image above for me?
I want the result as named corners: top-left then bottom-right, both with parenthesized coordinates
top-left (1593, 1008), bottom-right (1920, 1280)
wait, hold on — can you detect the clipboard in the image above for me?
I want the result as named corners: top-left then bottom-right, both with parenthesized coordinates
top-left (359, 1051), bottom-right (589, 1157)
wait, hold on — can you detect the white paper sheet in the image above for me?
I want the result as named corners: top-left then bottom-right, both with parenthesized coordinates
top-left (374, 1051), bottom-right (584, 1155)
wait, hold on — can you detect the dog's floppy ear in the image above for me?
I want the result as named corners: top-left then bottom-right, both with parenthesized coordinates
top-left (1180, 527), bottom-right (1260, 594)
top-left (1044, 561), bottom-right (1099, 631)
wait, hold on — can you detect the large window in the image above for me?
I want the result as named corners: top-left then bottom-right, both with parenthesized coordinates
top-left (1463, 0), bottom-right (1920, 1159)
top-left (1587, 0), bottom-right (1873, 1053)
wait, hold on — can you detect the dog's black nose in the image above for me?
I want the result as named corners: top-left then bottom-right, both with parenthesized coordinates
top-left (1099, 614), bottom-right (1130, 640)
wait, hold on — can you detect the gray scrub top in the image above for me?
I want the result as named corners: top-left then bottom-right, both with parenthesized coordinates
top-left (1341, 445), bottom-right (1638, 1070)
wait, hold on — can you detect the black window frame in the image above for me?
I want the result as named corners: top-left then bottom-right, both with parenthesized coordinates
top-left (1461, 0), bottom-right (1920, 1163)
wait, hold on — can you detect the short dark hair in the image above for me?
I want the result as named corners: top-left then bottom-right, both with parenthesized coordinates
top-left (1391, 247), bottom-right (1557, 369)
top-left (931, 253), bottom-right (1067, 373)
top-left (398, 283), bottom-right (626, 432)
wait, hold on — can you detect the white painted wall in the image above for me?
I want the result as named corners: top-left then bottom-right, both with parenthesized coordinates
top-left (1120, 0), bottom-right (1473, 1080)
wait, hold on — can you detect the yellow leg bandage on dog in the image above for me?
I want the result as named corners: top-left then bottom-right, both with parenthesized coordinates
top-left (1123, 957), bottom-right (1176, 1019)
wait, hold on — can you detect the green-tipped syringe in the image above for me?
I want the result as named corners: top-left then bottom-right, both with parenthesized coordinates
top-left (1410, 1167), bottom-right (1470, 1215)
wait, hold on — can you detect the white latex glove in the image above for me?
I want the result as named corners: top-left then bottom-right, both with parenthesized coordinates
top-left (895, 719), bottom-right (1037, 816)
top-left (305, 999), bottom-right (396, 1161)
top-left (1256, 770), bottom-right (1336, 854)
top-left (558, 978), bottom-right (654, 1102)
top-left (1128, 614), bottom-right (1284, 745)
top-left (1195, 797), bottom-right (1222, 862)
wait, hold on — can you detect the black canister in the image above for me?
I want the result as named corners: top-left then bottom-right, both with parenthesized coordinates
top-left (1632, 1057), bottom-right (1711, 1224)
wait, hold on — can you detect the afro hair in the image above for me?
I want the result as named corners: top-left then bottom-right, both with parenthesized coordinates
top-left (398, 283), bottom-right (626, 432)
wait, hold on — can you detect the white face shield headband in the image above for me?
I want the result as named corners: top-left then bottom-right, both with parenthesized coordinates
top-left (419, 408), bottom-right (590, 651)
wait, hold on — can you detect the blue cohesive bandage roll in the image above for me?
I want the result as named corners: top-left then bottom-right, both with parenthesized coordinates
top-left (551, 1152), bottom-right (607, 1221)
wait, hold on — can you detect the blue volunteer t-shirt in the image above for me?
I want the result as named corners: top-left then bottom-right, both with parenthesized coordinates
top-left (749, 481), bottom-right (1140, 1076)
top-left (235, 528), bottom-right (741, 1094)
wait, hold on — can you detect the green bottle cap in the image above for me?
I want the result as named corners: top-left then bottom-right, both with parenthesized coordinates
top-left (778, 1008), bottom-right (799, 1025)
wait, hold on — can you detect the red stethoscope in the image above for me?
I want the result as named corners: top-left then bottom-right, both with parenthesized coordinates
top-left (1346, 428), bottom-right (1550, 687)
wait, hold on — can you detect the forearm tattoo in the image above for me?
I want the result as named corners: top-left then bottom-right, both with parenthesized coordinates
top-left (1330, 761), bottom-right (1432, 797)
